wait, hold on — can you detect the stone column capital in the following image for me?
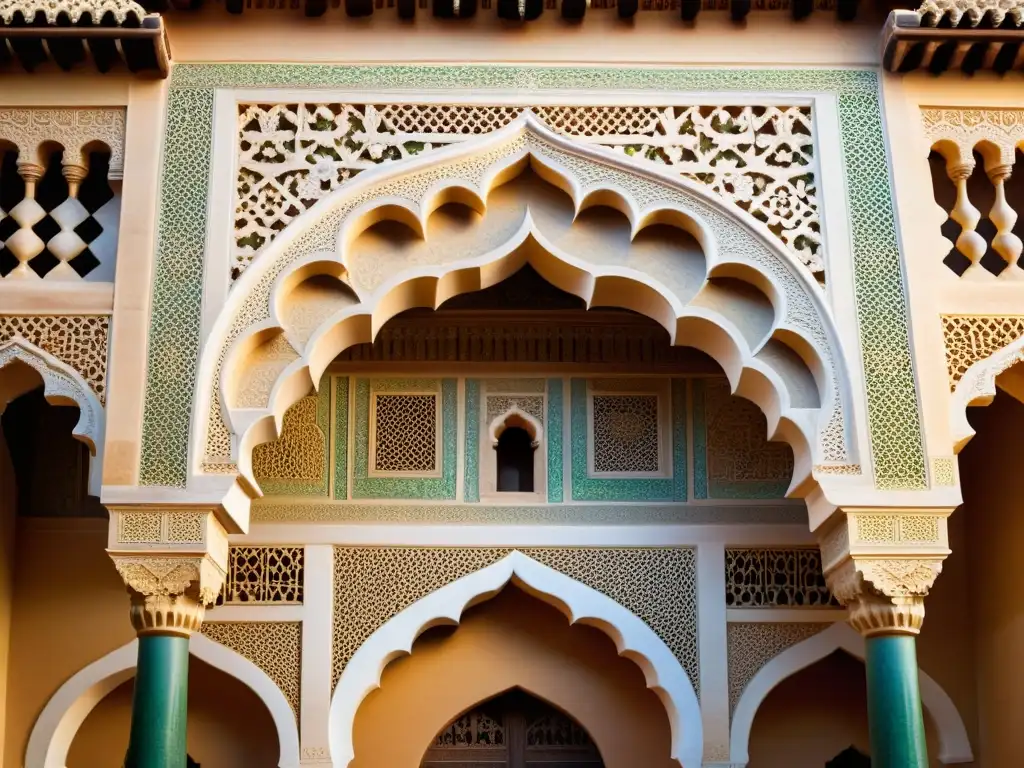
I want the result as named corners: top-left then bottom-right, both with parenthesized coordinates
top-left (107, 505), bottom-right (230, 637)
top-left (816, 508), bottom-right (952, 637)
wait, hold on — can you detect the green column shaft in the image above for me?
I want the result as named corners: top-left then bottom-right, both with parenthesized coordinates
top-left (124, 634), bottom-right (190, 768)
top-left (865, 634), bottom-right (928, 768)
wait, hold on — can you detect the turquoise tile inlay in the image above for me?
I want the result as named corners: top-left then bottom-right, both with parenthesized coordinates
top-left (547, 378), bottom-right (564, 503)
top-left (352, 378), bottom-right (457, 500)
top-left (332, 376), bottom-right (349, 500)
top-left (464, 380), bottom-right (480, 503)
top-left (569, 378), bottom-right (686, 502)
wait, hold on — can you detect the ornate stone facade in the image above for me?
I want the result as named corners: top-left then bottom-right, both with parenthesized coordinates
top-left (331, 547), bottom-right (699, 694)
top-left (727, 622), bottom-right (831, 714)
top-left (202, 621), bottom-right (302, 718)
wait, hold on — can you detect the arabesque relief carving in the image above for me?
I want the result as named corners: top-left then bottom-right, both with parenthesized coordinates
top-left (235, 103), bottom-right (821, 278)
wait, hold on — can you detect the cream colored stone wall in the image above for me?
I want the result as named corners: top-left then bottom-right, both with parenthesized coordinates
top-left (67, 656), bottom-right (279, 768)
top-left (164, 11), bottom-right (880, 66)
top-left (2, 519), bottom-right (133, 768)
top-left (351, 585), bottom-right (675, 768)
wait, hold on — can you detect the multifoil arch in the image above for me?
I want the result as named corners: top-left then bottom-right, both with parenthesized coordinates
top-left (328, 550), bottom-right (703, 768)
top-left (193, 113), bottom-right (858, 498)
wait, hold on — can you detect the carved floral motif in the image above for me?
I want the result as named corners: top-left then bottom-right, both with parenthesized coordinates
top-left (234, 103), bottom-right (821, 278)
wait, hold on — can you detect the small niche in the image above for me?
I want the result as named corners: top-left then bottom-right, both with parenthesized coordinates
top-left (497, 426), bottom-right (535, 492)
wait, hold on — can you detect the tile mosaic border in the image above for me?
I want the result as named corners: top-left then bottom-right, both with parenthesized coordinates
top-left (464, 379), bottom-right (480, 503)
top-left (332, 376), bottom-right (349, 500)
top-left (570, 378), bottom-right (687, 502)
top-left (547, 378), bottom-right (564, 504)
top-left (139, 65), bottom-right (925, 491)
top-left (351, 378), bottom-right (457, 500)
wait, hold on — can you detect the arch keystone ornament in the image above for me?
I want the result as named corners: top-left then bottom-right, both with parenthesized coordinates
top-left (816, 507), bottom-right (954, 768)
top-left (105, 505), bottom-right (231, 768)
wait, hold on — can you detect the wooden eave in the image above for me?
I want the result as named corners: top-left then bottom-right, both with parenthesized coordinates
top-left (0, 13), bottom-right (170, 77)
top-left (882, 8), bottom-right (1024, 73)
top-left (143, 0), bottom-right (866, 23)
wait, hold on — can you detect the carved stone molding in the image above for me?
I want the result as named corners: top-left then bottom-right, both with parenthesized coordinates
top-left (817, 509), bottom-right (951, 636)
top-left (0, 317), bottom-right (109, 402)
top-left (0, 336), bottom-right (105, 494)
top-left (126, 589), bottom-right (207, 638)
top-left (0, 108), bottom-right (127, 178)
top-left (942, 315), bottom-right (1024, 390)
top-left (108, 506), bottom-right (230, 636)
top-left (944, 317), bottom-right (1024, 451)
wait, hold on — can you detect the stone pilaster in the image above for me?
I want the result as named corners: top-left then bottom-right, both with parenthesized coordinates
top-left (816, 509), bottom-right (951, 636)
top-left (107, 506), bottom-right (230, 636)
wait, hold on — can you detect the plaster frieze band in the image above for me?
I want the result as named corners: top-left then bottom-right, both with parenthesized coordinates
top-left (0, 108), bottom-right (127, 179)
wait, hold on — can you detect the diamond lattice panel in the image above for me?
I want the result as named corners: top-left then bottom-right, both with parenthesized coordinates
top-left (373, 394), bottom-right (438, 473)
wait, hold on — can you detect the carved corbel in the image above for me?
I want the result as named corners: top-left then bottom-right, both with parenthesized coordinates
top-left (107, 506), bottom-right (230, 637)
top-left (816, 509), bottom-right (952, 637)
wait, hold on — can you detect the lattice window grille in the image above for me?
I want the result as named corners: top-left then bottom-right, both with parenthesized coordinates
top-left (435, 709), bottom-right (506, 747)
top-left (222, 546), bottom-right (304, 604)
top-left (587, 382), bottom-right (668, 477)
top-left (724, 547), bottom-right (837, 608)
top-left (369, 389), bottom-right (442, 476)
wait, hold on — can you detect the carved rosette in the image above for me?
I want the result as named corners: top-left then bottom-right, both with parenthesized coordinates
top-left (817, 509), bottom-right (952, 637)
top-left (107, 506), bottom-right (230, 638)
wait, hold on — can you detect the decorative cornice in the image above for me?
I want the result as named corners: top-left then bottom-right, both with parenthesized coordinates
top-left (0, 0), bottom-right (146, 23)
top-left (919, 0), bottom-right (1024, 28)
top-left (0, 1), bottom-right (168, 77)
top-left (883, 7), bottom-right (1024, 74)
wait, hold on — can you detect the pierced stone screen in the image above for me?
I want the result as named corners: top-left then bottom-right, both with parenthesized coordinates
top-left (592, 394), bottom-right (660, 473)
top-left (373, 393), bottom-right (438, 473)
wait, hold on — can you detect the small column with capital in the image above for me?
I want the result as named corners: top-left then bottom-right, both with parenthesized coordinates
top-left (107, 506), bottom-right (229, 768)
top-left (817, 509), bottom-right (951, 768)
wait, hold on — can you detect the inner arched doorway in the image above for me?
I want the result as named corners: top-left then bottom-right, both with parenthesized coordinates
top-left (423, 689), bottom-right (604, 768)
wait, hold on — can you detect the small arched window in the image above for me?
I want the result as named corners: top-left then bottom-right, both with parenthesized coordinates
top-left (496, 426), bottom-right (535, 492)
